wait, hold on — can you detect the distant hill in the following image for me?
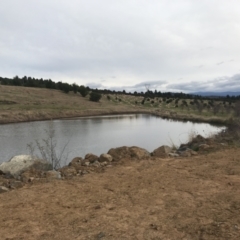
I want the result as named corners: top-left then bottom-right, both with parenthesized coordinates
top-left (192, 92), bottom-right (240, 97)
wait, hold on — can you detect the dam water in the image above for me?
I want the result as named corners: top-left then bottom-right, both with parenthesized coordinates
top-left (0, 114), bottom-right (225, 164)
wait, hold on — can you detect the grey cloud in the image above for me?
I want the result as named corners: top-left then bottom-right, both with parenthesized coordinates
top-left (167, 73), bottom-right (240, 92)
top-left (87, 80), bottom-right (167, 92)
top-left (87, 82), bottom-right (104, 89)
top-left (0, 1), bottom-right (240, 90)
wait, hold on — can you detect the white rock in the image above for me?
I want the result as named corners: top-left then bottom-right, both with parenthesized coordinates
top-left (0, 155), bottom-right (52, 178)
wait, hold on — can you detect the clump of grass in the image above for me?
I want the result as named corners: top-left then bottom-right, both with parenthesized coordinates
top-left (167, 135), bottom-right (178, 150)
top-left (187, 129), bottom-right (197, 143)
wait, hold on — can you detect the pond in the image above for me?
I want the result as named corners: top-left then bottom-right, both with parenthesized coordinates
top-left (0, 114), bottom-right (225, 164)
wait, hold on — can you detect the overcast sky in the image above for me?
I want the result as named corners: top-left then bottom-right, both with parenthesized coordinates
top-left (1, 0), bottom-right (240, 93)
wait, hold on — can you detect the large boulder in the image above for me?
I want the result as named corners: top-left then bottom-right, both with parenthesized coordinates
top-left (108, 146), bottom-right (129, 161)
top-left (129, 146), bottom-right (150, 159)
top-left (107, 146), bottom-right (150, 161)
top-left (0, 155), bottom-right (52, 178)
top-left (152, 145), bottom-right (172, 158)
top-left (99, 154), bottom-right (113, 163)
top-left (85, 153), bottom-right (99, 163)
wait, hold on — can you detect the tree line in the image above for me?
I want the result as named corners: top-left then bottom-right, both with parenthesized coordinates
top-left (1, 75), bottom-right (240, 101)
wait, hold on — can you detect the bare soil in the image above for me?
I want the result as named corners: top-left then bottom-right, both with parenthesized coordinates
top-left (1, 147), bottom-right (240, 239)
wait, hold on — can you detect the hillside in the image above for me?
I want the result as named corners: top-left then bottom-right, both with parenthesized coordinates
top-left (0, 85), bottom-right (234, 124)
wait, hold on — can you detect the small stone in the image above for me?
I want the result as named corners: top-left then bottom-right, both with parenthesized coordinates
top-left (190, 150), bottom-right (198, 155)
top-left (198, 144), bottom-right (210, 150)
top-left (96, 232), bottom-right (105, 239)
top-left (9, 181), bottom-right (24, 189)
top-left (168, 153), bottom-right (179, 157)
top-left (92, 161), bottom-right (100, 167)
top-left (45, 170), bottom-right (61, 180)
top-left (0, 186), bottom-right (9, 194)
top-left (179, 151), bottom-right (191, 157)
top-left (84, 161), bottom-right (90, 167)
top-left (28, 177), bottom-right (35, 182)
top-left (220, 143), bottom-right (228, 146)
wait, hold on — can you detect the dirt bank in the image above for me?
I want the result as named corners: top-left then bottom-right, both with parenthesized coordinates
top-left (0, 147), bottom-right (240, 239)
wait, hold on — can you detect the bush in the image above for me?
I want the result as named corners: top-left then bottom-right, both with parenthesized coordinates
top-left (89, 92), bottom-right (102, 102)
top-left (78, 85), bottom-right (89, 97)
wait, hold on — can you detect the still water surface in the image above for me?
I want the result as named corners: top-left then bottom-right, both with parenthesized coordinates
top-left (0, 114), bottom-right (225, 164)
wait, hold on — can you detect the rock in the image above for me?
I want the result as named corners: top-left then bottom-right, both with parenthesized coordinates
top-left (220, 143), bottom-right (228, 146)
top-left (85, 153), bottom-right (99, 163)
top-left (190, 150), bottom-right (198, 155)
top-left (92, 161), bottom-right (100, 168)
top-left (191, 134), bottom-right (206, 144)
top-left (81, 170), bottom-right (88, 175)
top-left (179, 151), bottom-right (192, 157)
top-left (108, 146), bottom-right (129, 161)
top-left (0, 186), bottom-right (9, 194)
top-left (21, 168), bottom-right (44, 183)
top-left (198, 144), bottom-right (210, 150)
top-left (129, 146), bottom-right (150, 159)
top-left (3, 172), bottom-right (14, 179)
top-left (84, 161), bottom-right (90, 167)
top-left (152, 145), bottom-right (172, 158)
top-left (96, 232), bottom-right (105, 239)
top-left (68, 157), bottom-right (83, 166)
top-left (178, 148), bottom-right (197, 157)
top-left (168, 153), bottom-right (179, 157)
top-left (9, 181), bottom-right (24, 189)
top-left (100, 161), bottom-right (108, 167)
top-left (99, 154), bottom-right (113, 163)
top-left (45, 170), bottom-right (61, 180)
top-left (0, 155), bottom-right (52, 178)
top-left (107, 146), bottom-right (150, 161)
top-left (58, 166), bottom-right (77, 178)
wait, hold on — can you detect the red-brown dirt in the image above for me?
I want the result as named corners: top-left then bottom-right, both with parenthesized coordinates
top-left (0, 147), bottom-right (240, 239)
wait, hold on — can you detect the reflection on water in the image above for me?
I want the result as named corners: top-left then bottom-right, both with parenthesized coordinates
top-left (0, 114), bottom-right (225, 164)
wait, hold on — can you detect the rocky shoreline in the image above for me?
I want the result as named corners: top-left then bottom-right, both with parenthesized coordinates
top-left (0, 134), bottom-right (229, 194)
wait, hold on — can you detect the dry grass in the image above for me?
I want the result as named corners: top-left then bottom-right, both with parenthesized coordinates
top-left (0, 85), bottom-right (232, 124)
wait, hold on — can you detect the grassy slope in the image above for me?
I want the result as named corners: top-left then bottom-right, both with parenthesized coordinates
top-left (0, 85), bottom-right (233, 124)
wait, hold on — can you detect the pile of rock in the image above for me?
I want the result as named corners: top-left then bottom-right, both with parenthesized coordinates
top-left (0, 155), bottom-right (53, 193)
top-left (58, 153), bottom-right (113, 178)
top-left (0, 135), bottom-right (223, 194)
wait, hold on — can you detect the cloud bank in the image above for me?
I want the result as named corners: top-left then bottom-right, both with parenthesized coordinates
top-left (1, 0), bottom-right (240, 92)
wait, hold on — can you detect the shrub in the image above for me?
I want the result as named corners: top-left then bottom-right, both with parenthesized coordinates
top-left (78, 85), bottom-right (89, 97)
top-left (89, 92), bottom-right (102, 102)
top-left (27, 122), bottom-right (69, 170)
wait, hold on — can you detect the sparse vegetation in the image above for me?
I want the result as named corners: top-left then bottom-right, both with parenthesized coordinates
top-left (27, 122), bottom-right (69, 170)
